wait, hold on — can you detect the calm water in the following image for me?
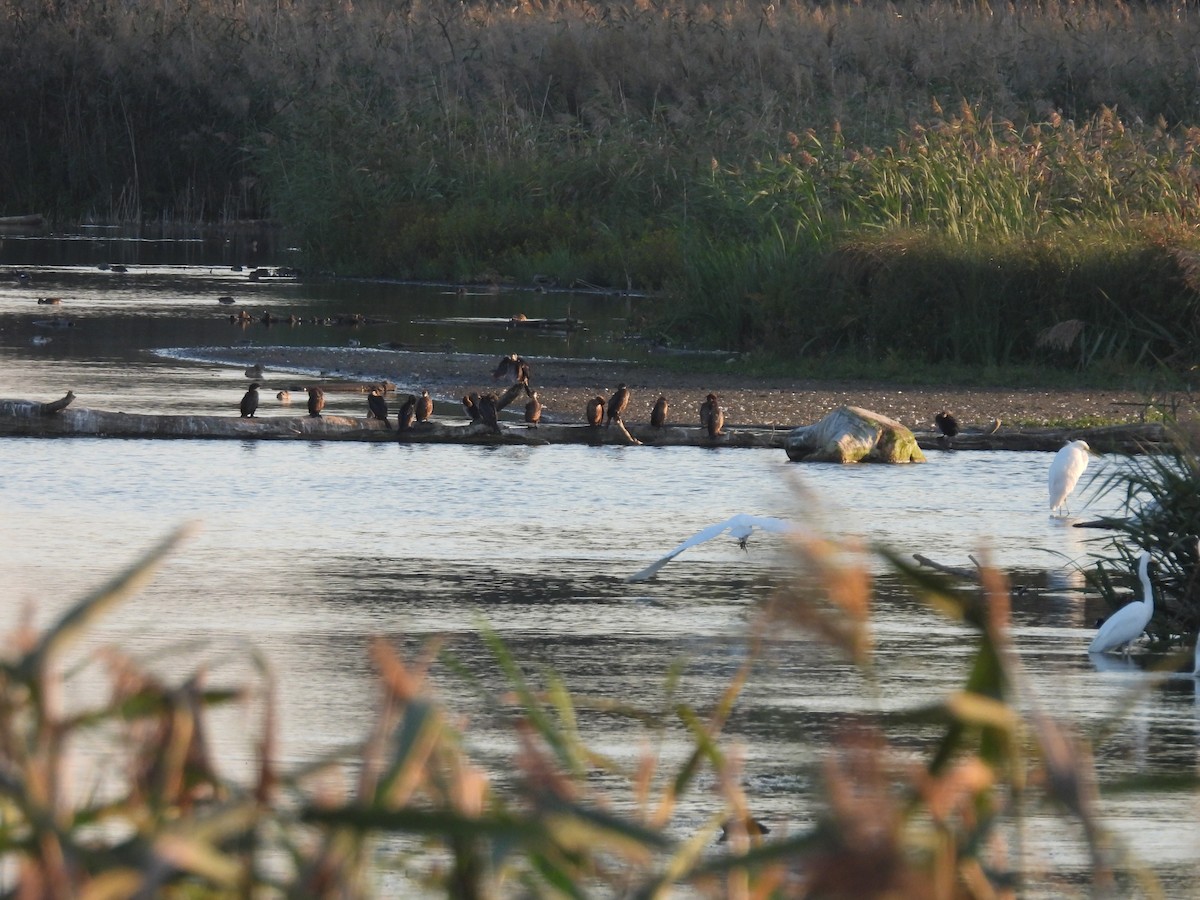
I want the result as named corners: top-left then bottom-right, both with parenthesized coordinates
top-left (1, 230), bottom-right (1197, 894)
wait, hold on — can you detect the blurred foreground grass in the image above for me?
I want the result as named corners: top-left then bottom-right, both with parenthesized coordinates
top-left (0, 517), bottom-right (1185, 897)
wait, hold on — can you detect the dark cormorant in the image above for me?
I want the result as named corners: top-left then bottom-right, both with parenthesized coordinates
top-left (700, 393), bottom-right (724, 436)
top-left (478, 393), bottom-right (501, 433)
top-left (525, 392), bottom-right (542, 425)
top-left (492, 353), bottom-right (520, 380)
top-left (397, 395), bottom-right (417, 430)
top-left (934, 409), bottom-right (960, 438)
top-left (306, 387), bottom-right (325, 417)
top-left (367, 387), bottom-right (389, 427)
top-left (239, 383), bottom-right (260, 418)
top-left (651, 395), bottom-right (668, 427)
top-left (493, 354), bottom-right (533, 391)
top-left (415, 389), bottom-right (433, 422)
top-left (606, 384), bottom-right (630, 424)
top-left (586, 396), bottom-right (605, 427)
top-left (462, 393), bottom-right (481, 421)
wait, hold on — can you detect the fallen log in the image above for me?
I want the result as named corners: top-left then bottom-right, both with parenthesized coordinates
top-left (914, 422), bottom-right (1168, 454)
top-left (38, 391), bottom-right (76, 415)
top-left (913, 553), bottom-right (982, 582)
top-left (0, 397), bottom-right (785, 447)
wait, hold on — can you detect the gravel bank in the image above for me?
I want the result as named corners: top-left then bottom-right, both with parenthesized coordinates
top-left (179, 345), bottom-right (1162, 432)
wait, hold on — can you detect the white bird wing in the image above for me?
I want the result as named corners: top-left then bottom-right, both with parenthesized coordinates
top-left (730, 514), bottom-right (793, 535)
top-left (626, 514), bottom-right (793, 582)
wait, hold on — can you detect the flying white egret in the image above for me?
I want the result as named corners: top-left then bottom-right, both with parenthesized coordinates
top-left (1088, 551), bottom-right (1153, 655)
top-left (1048, 439), bottom-right (1091, 517)
top-left (626, 514), bottom-right (793, 582)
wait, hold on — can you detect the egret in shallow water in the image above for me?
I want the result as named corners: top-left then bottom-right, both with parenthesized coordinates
top-left (627, 514), bottom-right (793, 582)
top-left (1049, 439), bottom-right (1091, 517)
top-left (1089, 551), bottom-right (1153, 655)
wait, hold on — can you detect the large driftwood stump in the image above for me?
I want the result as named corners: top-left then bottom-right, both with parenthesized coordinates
top-left (785, 405), bottom-right (925, 463)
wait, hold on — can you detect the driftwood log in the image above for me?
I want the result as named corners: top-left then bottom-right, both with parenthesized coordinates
top-left (0, 397), bottom-right (786, 446)
top-left (786, 406), bottom-right (925, 463)
top-left (914, 422), bottom-right (1168, 455)
top-left (0, 395), bottom-right (1172, 453)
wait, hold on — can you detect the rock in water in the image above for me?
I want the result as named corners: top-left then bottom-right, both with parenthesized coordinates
top-left (785, 406), bottom-right (925, 464)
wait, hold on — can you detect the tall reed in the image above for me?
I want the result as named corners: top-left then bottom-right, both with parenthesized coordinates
top-left (4, 1), bottom-right (1200, 369)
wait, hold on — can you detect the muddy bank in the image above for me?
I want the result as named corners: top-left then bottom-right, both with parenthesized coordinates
top-left (170, 345), bottom-right (1176, 434)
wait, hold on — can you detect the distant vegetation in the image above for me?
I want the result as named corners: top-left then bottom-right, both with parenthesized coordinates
top-left (4, 0), bottom-right (1200, 371)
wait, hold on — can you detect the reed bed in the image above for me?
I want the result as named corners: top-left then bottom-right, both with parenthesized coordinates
top-left (2, 516), bottom-right (1178, 896)
top-left (4, 1), bottom-right (1200, 369)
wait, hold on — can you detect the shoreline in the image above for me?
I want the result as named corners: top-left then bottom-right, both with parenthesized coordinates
top-left (165, 345), bottom-right (1167, 434)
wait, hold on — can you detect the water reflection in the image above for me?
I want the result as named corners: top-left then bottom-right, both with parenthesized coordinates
top-left (2, 238), bottom-right (1199, 889)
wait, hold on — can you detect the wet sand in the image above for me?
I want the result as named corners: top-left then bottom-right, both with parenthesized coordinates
top-left (182, 345), bottom-right (1166, 433)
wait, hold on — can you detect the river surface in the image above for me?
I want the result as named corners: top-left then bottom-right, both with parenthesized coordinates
top-left (1, 227), bottom-right (1197, 895)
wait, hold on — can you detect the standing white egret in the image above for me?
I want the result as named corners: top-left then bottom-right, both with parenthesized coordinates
top-left (1088, 551), bottom-right (1153, 655)
top-left (626, 514), bottom-right (793, 582)
top-left (1048, 439), bottom-right (1091, 517)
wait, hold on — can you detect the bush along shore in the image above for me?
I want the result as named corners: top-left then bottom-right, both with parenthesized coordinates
top-left (4, 1), bottom-right (1200, 372)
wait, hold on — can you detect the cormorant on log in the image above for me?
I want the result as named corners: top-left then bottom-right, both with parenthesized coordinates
top-left (478, 393), bottom-right (501, 433)
top-left (699, 393), bottom-right (724, 436)
top-left (397, 394), bottom-right (417, 430)
top-left (415, 389), bottom-right (434, 422)
top-left (306, 387), bottom-right (325, 418)
top-left (525, 391), bottom-right (542, 425)
top-left (586, 396), bottom-right (605, 427)
top-left (462, 393), bottom-right (481, 422)
top-left (607, 384), bottom-right (630, 424)
top-left (651, 395), bottom-right (668, 427)
top-left (934, 409), bottom-right (960, 438)
top-left (492, 353), bottom-right (533, 395)
top-left (367, 387), bottom-right (389, 427)
top-left (239, 382), bottom-right (260, 418)
top-left (492, 353), bottom-right (524, 380)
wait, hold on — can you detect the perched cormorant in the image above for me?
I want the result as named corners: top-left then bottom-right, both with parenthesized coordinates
top-left (651, 395), bottom-right (668, 427)
top-left (492, 353), bottom-right (523, 380)
top-left (306, 386), bottom-right (325, 417)
top-left (462, 393), bottom-right (481, 422)
top-left (415, 389), bottom-right (434, 422)
top-left (934, 409), bottom-right (960, 438)
top-left (478, 393), bottom-right (501, 433)
top-left (607, 384), bottom-right (630, 424)
top-left (239, 383), bottom-right (260, 418)
top-left (397, 395), bottom-right (417, 430)
top-left (586, 396), bottom-right (605, 427)
top-left (700, 393), bottom-right (724, 436)
top-left (367, 387), bottom-right (389, 427)
top-left (525, 391), bottom-right (542, 425)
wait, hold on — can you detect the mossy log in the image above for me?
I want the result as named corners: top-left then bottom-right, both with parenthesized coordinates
top-left (0, 398), bottom-right (787, 447)
top-left (785, 406), bottom-right (925, 463)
